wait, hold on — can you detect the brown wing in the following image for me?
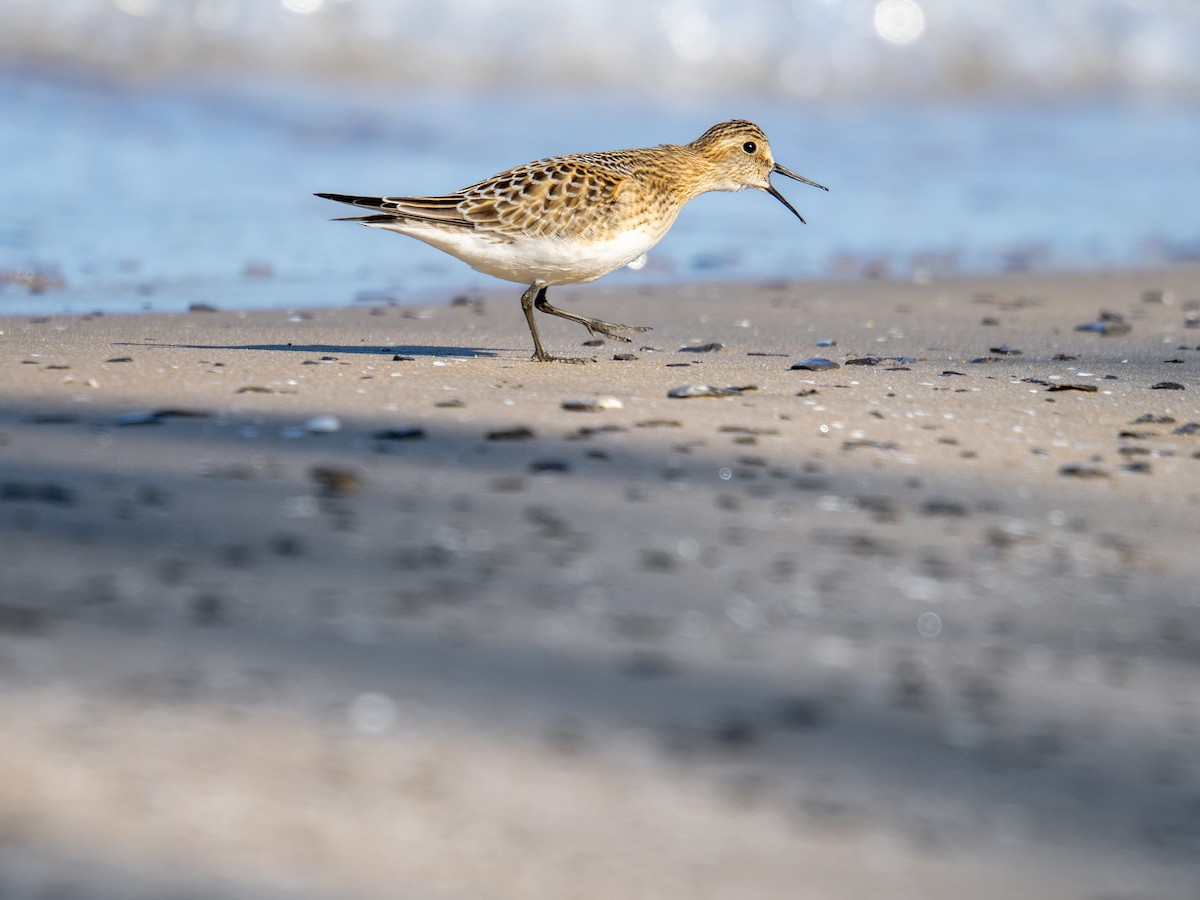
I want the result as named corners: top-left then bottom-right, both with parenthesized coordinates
top-left (454, 155), bottom-right (633, 240)
top-left (319, 150), bottom-right (649, 240)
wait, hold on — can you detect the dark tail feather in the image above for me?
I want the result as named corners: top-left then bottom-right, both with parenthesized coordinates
top-left (331, 214), bottom-right (403, 223)
top-left (315, 192), bottom-right (383, 208)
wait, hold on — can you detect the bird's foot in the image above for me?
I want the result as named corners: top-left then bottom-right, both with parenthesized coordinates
top-left (531, 351), bottom-right (595, 364)
top-left (584, 321), bottom-right (653, 342)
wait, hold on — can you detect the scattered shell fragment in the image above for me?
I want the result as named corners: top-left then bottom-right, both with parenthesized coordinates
top-left (790, 358), bottom-right (840, 371)
top-left (562, 397), bottom-right (623, 412)
top-left (305, 415), bottom-right (342, 433)
top-left (667, 384), bottom-right (757, 399)
top-left (114, 408), bottom-right (212, 426)
top-left (1075, 312), bottom-right (1131, 336)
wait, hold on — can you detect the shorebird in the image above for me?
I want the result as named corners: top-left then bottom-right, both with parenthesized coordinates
top-left (317, 120), bottom-right (827, 362)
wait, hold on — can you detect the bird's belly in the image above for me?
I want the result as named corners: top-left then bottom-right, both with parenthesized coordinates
top-left (383, 223), bottom-right (660, 286)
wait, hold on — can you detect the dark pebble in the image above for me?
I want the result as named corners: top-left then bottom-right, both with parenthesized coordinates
top-left (790, 357), bottom-right (839, 371)
top-left (188, 303), bottom-right (219, 313)
top-left (921, 499), bottom-right (968, 516)
top-left (712, 715), bottom-right (759, 750)
top-left (393, 354), bottom-right (415, 361)
top-left (940, 370), bottom-right (966, 377)
top-left (617, 651), bottom-right (678, 679)
top-left (0, 604), bottom-right (47, 634)
top-left (581, 339), bottom-right (605, 347)
top-left (1052, 353), bottom-right (1080, 361)
top-left (844, 357), bottom-right (882, 366)
top-left (774, 696), bottom-right (828, 730)
top-left (1173, 423), bottom-right (1200, 435)
top-left (679, 342), bottom-right (724, 353)
top-left (1151, 382), bottom-right (1186, 390)
top-left (612, 353), bottom-right (638, 361)
top-left (1133, 413), bottom-right (1175, 424)
top-left (269, 534), bottom-right (306, 557)
top-left (373, 427), bottom-right (426, 441)
top-left (236, 386), bottom-right (274, 394)
top-left (843, 439), bottom-right (900, 452)
top-left (486, 426), bottom-right (535, 441)
top-left (1047, 384), bottom-right (1098, 393)
top-left (970, 356), bottom-right (999, 364)
top-left (529, 460), bottom-right (570, 473)
top-left (747, 351), bottom-right (788, 357)
top-left (1059, 464), bottom-right (1109, 479)
top-left (105, 356), bottom-right (133, 363)
top-left (1, 481), bottom-right (75, 505)
top-left (989, 346), bottom-right (1023, 355)
top-left (192, 593), bottom-right (226, 626)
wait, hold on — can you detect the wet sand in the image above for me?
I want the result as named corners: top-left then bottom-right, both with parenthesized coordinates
top-left (2, 267), bottom-right (1199, 899)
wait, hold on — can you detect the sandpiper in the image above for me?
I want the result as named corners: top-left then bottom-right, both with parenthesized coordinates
top-left (317, 120), bottom-right (827, 362)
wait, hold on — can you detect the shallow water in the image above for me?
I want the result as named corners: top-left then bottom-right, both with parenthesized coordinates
top-left (2, 70), bottom-right (1199, 315)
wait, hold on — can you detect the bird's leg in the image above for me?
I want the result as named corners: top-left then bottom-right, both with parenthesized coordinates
top-left (521, 284), bottom-right (591, 363)
top-left (533, 290), bottom-right (651, 344)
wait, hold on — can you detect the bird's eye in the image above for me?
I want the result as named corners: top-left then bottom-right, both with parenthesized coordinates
top-left (742, 141), bottom-right (757, 154)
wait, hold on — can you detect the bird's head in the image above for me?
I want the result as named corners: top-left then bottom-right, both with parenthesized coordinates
top-left (690, 119), bottom-right (828, 223)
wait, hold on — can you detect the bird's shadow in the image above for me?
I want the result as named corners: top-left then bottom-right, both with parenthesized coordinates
top-left (117, 342), bottom-right (504, 359)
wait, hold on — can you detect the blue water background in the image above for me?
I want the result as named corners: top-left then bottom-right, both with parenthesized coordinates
top-left (1, 0), bottom-right (1199, 314)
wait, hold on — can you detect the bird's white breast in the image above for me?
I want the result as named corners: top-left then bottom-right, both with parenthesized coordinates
top-left (366, 220), bottom-right (660, 286)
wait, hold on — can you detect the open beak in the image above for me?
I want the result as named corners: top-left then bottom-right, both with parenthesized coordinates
top-left (767, 162), bottom-right (829, 225)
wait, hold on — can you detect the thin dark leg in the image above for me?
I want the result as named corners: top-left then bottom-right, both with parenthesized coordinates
top-left (520, 284), bottom-right (551, 361)
top-left (520, 284), bottom-right (590, 363)
top-left (533, 291), bottom-right (651, 343)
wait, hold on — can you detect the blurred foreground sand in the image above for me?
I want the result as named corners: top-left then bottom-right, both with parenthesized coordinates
top-left (1, 269), bottom-right (1199, 899)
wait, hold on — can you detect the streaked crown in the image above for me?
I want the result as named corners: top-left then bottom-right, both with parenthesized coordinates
top-left (687, 119), bottom-right (777, 191)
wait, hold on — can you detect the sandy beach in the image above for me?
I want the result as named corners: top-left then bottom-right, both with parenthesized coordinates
top-left (2, 267), bottom-right (1199, 898)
